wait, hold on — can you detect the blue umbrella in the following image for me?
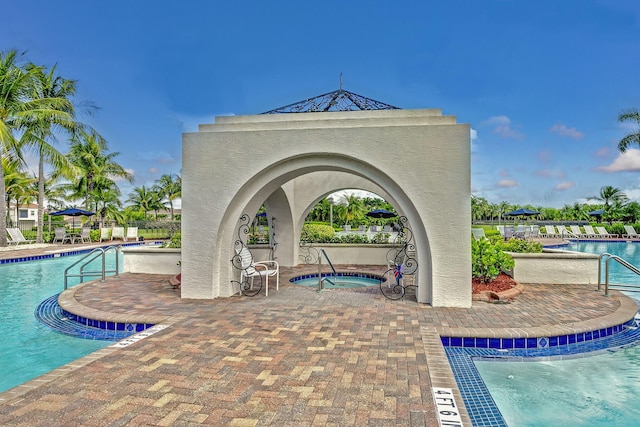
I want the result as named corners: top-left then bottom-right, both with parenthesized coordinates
top-left (588, 209), bottom-right (604, 217)
top-left (506, 208), bottom-right (540, 217)
top-left (366, 209), bottom-right (397, 219)
top-left (50, 207), bottom-right (95, 229)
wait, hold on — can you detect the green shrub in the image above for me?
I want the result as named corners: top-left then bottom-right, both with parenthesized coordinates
top-left (165, 232), bottom-right (181, 248)
top-left (472, 238), bottom-right (515, 283)
top-left (498, 238), bottom-right (543, 253)
top-left (301, 223), bottom-right (335, 243)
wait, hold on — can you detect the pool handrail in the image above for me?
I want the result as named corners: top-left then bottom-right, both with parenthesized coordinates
top-left (598, 252), bottom-right (640, 296)
top-left (318, 249), bottom-right (337, 291)
top-left (64, 246), bottom-right (120, 290)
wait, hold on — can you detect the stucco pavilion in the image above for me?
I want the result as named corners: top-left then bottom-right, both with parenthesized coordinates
top-left (181, 88), bottom-right (471, 307)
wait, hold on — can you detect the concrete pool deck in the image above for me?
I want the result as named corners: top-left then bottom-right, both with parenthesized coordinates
top-left (0, 245), bottom-right (636, 426)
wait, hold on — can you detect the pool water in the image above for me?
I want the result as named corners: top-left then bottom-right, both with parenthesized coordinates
top-left (0, 252), bottom-right (121, 393)
top-left (475, 241), bottom-right (640, 426)
top-left (290, 273), bottom-right (385, 288)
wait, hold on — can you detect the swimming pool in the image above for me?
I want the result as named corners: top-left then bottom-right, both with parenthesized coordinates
top-left (474, 240), bottom-right (640, 426)
top-left (0, 250), bottom-right (121, 393)
top-left (290, 272), bottom-right (385, 288)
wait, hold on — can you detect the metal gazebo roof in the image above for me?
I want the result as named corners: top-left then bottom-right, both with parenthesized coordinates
top-left (261, 87), bottom-right (400, 114)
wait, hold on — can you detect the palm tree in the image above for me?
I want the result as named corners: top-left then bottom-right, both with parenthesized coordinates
top-left (127, 185), bottom-right (156, 220)
top-left (593, 185), bottom-right (628, 223)
top-left (23, 63), bottom-right (78, 242)
top-left (618, 108), bottom-right (640, 152)
top-left (337, 193), bottom-right (365, 226)
top-left (64, 129), bottom-right (133, 211)
top-left (153, 174), bottom-right (181, 220)
top-left (0, 50), bottom-right (34, 246)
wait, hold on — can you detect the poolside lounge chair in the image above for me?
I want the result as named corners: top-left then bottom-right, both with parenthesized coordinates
top-left (125, 227), bottom-right (138, 242)
top-left (52, 227), bottom-right (71, 244)
top-left (570, 225), bottom-right (587, 239)
top-left (111, 226), bottom-right (125, 241)
top-left (623, 225), bottom-right (640, 239)
top-left (583, 225), bottom-right (600, 238)
top-left (236, 246), bottom-right (279, 296)
top-left (7, 228), bottom-right (36, 245)
top-left (596, 226), bottom-right (618, 238)
top-left (471, 228), bottom-right (486, 240)
top-left (556, 225), bottom-right (576, 239)
top-left (99, 227), bottom-right (111, 242)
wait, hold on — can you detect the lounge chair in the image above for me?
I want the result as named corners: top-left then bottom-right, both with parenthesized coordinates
top-left (583, 225), bottom-right (600, 238)
top-left (596, 226), bottom-right (618, 238)
top-left (52, 227), bottom-right (71, 244)
top-left (7, 228), bottom-right (36, 245)
top-left (471, 228), bottom-right (486, 240)
top-left (570, 225), bottom-right (587, 239)
top-left (125, 227), bottom-right (138, 242)
top-left (236, 246), bottom-right (279, 296)
top-left (556, 225), bottom-right (575, 238)
top-left (623, 225), bottom-right (640, 239)
top-left (99, 227), bottom-right (111, 242)
top-left (539, 225), bottom-right (555, 238)
top-left (111, 226), bottom-right (125, 241)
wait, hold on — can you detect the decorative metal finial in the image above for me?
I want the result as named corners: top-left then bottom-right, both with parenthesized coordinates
top-left (339, 73), bottom-right (343, 90)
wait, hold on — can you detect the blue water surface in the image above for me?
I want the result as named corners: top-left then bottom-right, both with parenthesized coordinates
top-left (0, 253), bottom-right (119, 392)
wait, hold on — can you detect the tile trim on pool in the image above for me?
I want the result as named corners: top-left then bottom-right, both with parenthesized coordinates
top-left (289, 271), bottom-right (387, 282)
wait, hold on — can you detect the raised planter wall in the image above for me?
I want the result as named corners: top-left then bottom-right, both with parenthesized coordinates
top-left (122, 247), bottom-right (181, 275)
top-left (507, 249), bottom-right (599, 285)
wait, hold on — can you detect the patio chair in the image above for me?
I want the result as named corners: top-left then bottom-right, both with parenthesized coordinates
top-left (111, 226), bottom-right (125, 241)
top-left (79, 227), bottom-right (91, 243)
top-left (236, 246), bottom-right (279, 296)
top-left (125, 227), bottom-right (138, 242)
top-left (99, 227), bottom-right (111, 242)
top-left (623, 225), bottom-right (640, 239)
top-left (7, 228), bottom-right (36, 245)
top-left (556, 225), bottom-right (575, 238)
top-left (596, 226), bottom-right (618, 238)
top-left (52, 227), bottom-right (71, 244)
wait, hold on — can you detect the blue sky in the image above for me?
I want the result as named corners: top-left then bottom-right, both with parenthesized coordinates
top-left (3, 1), bottom-right (640, 208)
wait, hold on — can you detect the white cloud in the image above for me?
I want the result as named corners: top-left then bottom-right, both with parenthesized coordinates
top-left (497, 179), bottom-right (518, 188)
top-left (482, 115), bottom-right (523, 139)
top-left (549, 124), bottom-right (584, 139)
top-left (554, 181), bottom-right (576, 191)
top-left (594, 148), bottom-right (640, 172)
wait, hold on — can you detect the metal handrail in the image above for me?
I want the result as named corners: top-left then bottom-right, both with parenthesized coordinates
top-left (598, 252), bottom-right (640, 296)
top-left (64, 246), bottom-right (120, 290)
top-left (317, 249), bottom-right (337, 291)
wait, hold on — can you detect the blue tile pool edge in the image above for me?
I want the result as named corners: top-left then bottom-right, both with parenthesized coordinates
top-left (442, 312), bottom-right (640, 427)
top-left (289, 271), bottom-right (387, 283)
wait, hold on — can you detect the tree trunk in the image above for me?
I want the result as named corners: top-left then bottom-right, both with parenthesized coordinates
top-left (37, 155), bottom-right (45, 243)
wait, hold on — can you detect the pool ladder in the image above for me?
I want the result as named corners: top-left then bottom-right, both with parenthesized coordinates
top-left (64, 246), bottom-right (120, 290)
top-left (599, 252), bottom-right (640, 296)
top-left (317, 249), bottom-right (337, 291)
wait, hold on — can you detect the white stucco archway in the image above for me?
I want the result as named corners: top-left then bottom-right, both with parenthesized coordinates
top-left (182, 107), bottom-right (471, 307)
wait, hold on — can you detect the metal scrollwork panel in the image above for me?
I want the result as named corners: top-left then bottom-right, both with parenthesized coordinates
top-left (230, 214), bottom-right (262, 297)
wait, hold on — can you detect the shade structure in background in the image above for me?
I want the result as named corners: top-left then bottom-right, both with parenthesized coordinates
top-left (365, 209), bottom-right (397, 219)
top-left (50, 207), bottom-right (95, 230)
top-left (588, 209), bottom-right (604, 219)
top-left (505, 208), bottom-right (541, 217)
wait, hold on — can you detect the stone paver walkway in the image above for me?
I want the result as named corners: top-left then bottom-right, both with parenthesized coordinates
top-left (0, 249), bottom-right (636, 426)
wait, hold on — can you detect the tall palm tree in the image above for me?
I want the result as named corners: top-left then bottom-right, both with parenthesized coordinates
top-left (337, 193), bottom-right (365, 226)
top-left (153, 173), bottom-right (181, 220)
top-left (64, 129), bottom-right (133, 211)
top-left (127, 185), bottom-right (156, 220)
top-left (23, 63), bottom-right (78, 242)
top-left (0, 50), bottom-right (33, 246)
top-left (618, 108), bottom-right (640, 152)
top-left (594, 185), bottom-right (628, 223)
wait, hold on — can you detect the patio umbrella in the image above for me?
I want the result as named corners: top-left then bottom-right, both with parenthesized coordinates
top-left (366, 209), bottom-right (397, 219)
top-left (50, 207), bottom-right (95, 230)
top-left (505, 208), bottom-right (541, 217)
